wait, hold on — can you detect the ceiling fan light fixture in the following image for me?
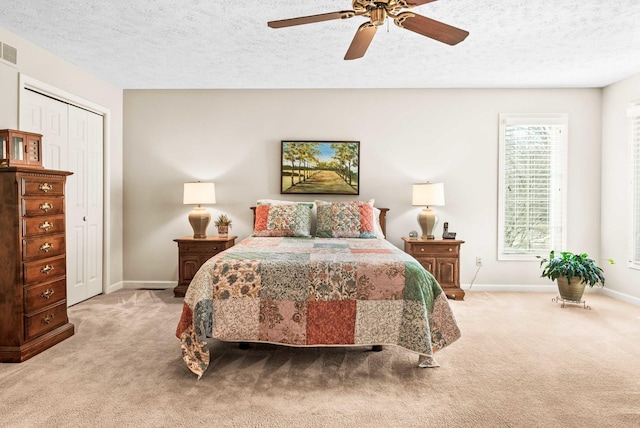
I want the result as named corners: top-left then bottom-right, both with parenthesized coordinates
top-left (370, 8), bottom-right (387, 26)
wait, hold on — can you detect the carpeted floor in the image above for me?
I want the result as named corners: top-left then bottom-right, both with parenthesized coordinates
top-left (1, 289), bottom-right (639, 427)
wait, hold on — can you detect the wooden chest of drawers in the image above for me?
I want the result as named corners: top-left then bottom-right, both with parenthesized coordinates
top-left (173, 235), bottom-right (237, 297)
top-left (402, 237), bottom-right (465, 300)
top-left (0, 167), bottom-right (74, 362)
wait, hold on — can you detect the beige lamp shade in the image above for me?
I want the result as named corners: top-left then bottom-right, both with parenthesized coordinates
top-left (183, 182), bottom-right (216, 205)
top-left (183, 182), bottom-right (216, 239)
top-left (412, 183), bottom-right (445, 240)
top-left (412, 182), bottom-right (445, 207)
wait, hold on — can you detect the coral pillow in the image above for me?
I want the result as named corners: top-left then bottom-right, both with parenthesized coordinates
top-left (253, 203), bottom-right (312, 237)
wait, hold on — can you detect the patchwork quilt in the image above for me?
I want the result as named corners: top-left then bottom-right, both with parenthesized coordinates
top-left (176, 237), bottom-right (461, 378)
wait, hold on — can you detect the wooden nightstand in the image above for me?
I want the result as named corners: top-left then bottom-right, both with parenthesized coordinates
top-left (173, 235), bottom-right (237, 297)
top-left (402, 237), bottom-right (465, 300)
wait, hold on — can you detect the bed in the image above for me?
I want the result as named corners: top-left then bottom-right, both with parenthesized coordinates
top-left (176, 200), bottom-right (461, 378)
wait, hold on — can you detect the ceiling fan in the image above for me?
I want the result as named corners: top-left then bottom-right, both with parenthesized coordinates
top-left (267, 0), bottom-right (469, 60)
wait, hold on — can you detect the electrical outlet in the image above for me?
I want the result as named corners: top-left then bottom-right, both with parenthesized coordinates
top-left (475, 257), bottom-right (482, 267)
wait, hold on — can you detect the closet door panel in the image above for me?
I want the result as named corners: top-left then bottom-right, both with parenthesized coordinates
top-left (20, 90), bottom-right (68, 170)
top-left (20, 89), bottom-right (103, 306)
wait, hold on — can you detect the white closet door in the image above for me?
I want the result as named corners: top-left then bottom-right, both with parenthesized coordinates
top-left (20, 89), bottom-right (68, 170)
top-left (67, 105), bottom-right (103, 305)
top-left (20, 90), bottom-right (103, 306)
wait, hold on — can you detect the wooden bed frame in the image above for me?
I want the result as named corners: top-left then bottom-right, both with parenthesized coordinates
top-left (250, 206), bottom-right (389, 237)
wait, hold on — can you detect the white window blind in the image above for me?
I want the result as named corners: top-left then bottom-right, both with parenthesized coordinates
top-left (498, 114), bottom-right (568, 260)
top-left (628, 102), bottom-right (640, 267)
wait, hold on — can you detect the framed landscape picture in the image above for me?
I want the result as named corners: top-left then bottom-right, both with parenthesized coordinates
top-left (281, 140), bottom-right (360, 195)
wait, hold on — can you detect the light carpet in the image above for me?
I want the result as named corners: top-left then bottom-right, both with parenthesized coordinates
top-left (1, 289), bottom-right (639, 428)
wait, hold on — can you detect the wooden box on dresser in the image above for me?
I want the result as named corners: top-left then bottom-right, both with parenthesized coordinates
top-left (402, 237), bottom-right (466, 301)
top-left (0, 166), bottom-right (74, 362)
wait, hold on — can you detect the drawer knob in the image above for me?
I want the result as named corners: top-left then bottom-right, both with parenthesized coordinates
top-left (448, 248), bottom-right (452, 252)
top-left (41, 288), bottom-right (55, 299)
top-left (39, 202), bottom-right (53, 212)
top-left (39, 221), bottom-right (54, 231)
top-left (42, 313), bottom-right (55, 324)
top-left (40, 242), bottom-right (54, 252)
top-left (420, 248), bottom-right (424, 252)
top-left (40, 265), bottom-right (54, 275)
top-left (39, 182), bottom-right (53, 193)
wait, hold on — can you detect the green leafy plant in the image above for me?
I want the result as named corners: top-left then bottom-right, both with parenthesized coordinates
top-left (538, 251), bottom-right (613, 287)
top-left (214, 214), bottom-right (232, 228)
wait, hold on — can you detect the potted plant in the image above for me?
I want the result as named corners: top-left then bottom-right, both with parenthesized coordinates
top-left (214, 214), bottom-right (232, 236)
top-left (538, 251), bottom-right (613, 301)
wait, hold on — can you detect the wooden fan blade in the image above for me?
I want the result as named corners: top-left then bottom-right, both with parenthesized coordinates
top-left (268, 10), bottom-right (355, 28)
top-left (394, 12), bottom-right (469, 45)
top-left (344, 23), bottom-right (377, 60)
top-left (403, 0), bottom-right (438, 7)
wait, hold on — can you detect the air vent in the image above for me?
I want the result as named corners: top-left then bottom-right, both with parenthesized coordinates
top-left (0, 41), bottom-right (18, 65)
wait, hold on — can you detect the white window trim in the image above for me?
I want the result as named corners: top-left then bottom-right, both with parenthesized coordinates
top-left (497, 113), bottom-right (568, 261)
top-left (627, 101), bottom-right (640, 270)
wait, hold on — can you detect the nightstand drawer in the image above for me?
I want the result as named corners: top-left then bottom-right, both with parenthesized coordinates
top-left (178, 242), bottom-right (224, 254)
top-left (409, 243), bottom-right (459, 256)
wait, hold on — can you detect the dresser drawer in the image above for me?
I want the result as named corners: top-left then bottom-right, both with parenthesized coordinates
top-left (25, 278), bottom-right (66, 313)
top-left (22, 215), bottom-right (65, 237)
top-left (23, 255), bottom-right (66, 285)
top-left (24, 300), bottom-right (68, 341)
top-left (23, 234), bottom-right (66, 261)
top-left (21, 176), bottom-right (65, 196)
top-left (22, 197), bottom-right (65, 216)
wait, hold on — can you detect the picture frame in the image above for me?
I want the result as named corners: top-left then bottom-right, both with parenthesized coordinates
top-left (281, 140), bottom-right (360, 195)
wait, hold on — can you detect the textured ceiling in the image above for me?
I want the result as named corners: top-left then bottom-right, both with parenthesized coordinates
top-left (1, 0), bottom-right (640, 89)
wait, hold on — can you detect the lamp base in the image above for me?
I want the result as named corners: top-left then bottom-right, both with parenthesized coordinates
top-left (188, 206), bottom-right (211, 239)
top-left (417, 207), bottom-right (439, 240)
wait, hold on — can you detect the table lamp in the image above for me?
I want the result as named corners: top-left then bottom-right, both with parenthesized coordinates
top-left (183, 182), bottom-right (216, 239)
top-left (412, 182), bottom-right (445, 239)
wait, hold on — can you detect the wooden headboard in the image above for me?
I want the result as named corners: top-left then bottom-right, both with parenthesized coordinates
top-left (250, 206), bottom-right (389, 237)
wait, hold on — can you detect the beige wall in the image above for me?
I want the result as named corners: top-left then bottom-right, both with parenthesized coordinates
top-left (123, 88), bottom-right (603, 291)
top-left (0, 26), bottom-right (124, 290)
top-left (6, 24), bottom-right (634, 300)
top-left (601, 71), bottom-right (640, 302)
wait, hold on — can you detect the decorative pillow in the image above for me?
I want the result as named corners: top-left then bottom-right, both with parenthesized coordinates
top-left (253, 203), bottom-right (313, 237)
top-left (315, 200), bottom-right (377, 238)
top-left (373, 207), bottom-right (385, 239)
top-left (257, 199), bottom-right (319, 234)
top-left (256, 199), bottom-right (297, 206)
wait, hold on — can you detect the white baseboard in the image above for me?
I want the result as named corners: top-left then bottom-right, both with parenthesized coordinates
top-left (462, 283), bottom-right (557, 293)
top-left (122, 280), bottom-right (175, 290)
top-left (598, 287), bottom-right (640, 306)
top-left (106, 280), bottom-right (124, 294)
top-left (463, 283), bottom-right (640, 306)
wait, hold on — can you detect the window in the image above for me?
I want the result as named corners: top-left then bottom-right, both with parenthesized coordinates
top-left (628, 102), bottom-right (640, 268)
top-left (498, 114), bottom-right (568, 260)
